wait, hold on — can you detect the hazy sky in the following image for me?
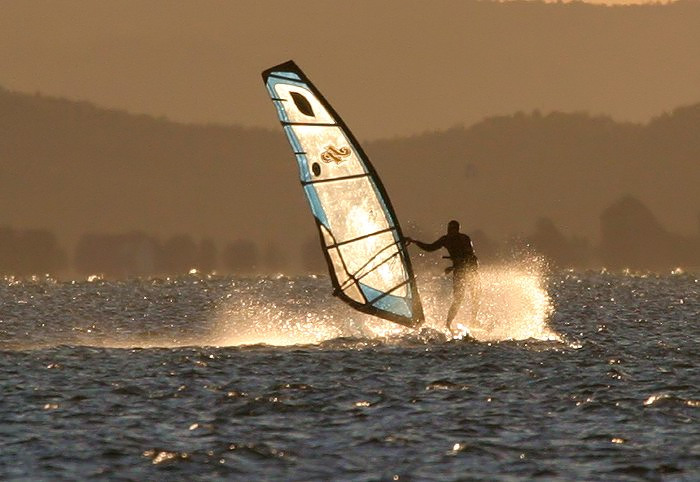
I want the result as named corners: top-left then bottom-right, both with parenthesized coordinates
top-left (1, 0), bottom-right (699, 139)
top-left (1, 0), bottom-right (699, 274)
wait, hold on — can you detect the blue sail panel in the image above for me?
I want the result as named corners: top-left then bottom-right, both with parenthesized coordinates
top-left (359, 283), bottom-right (413, 319)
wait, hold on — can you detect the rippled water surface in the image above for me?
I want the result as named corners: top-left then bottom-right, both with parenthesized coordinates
top-left (1, 269), bottom-right (699, 480)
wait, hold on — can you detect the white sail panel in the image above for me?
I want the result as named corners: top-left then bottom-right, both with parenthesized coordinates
top-left (290, 125), bottom-right (367, 180)
top-left (314, 178), bottom-right (391, 241)
top-left (310, 155), bottom-right (407, 299)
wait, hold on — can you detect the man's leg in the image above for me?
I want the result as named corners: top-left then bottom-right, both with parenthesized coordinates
top-left (466, 269), bottom-right (481, 324)
top-left (446, 267), bottom-right (467, 330)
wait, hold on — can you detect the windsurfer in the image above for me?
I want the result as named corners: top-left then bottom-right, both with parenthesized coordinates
top-left (405, 220), bottom-right (479, 333)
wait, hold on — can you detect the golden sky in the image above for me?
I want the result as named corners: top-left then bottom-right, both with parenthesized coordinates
top-left (1, 0), bottom-right (698, 139)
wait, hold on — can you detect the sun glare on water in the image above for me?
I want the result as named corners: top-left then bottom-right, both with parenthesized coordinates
top-left (414, 257), bottom-right (559, 343)
top-left (471, 264), bottom-right (558, 342)
top-left (212, 297), bottom-right (347, 347)
top-left (212, 257), bottom-right (560, 347)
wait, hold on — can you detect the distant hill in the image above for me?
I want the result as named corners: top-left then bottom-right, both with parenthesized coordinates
top-left (0, 86), bottom-right (295, 247)
top-left (1, 87), bottom-right (699, 272)
top-left (368, 105), bottom-right (700, 241)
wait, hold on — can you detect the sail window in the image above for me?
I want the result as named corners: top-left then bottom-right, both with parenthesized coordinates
top-left (290, 92), bottom-right (315, 117)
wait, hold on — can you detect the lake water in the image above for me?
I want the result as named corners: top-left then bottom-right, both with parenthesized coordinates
top-left (1, 263), bottom-right (698, 480)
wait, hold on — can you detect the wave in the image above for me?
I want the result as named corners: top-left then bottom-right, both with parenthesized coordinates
top-left (1, 260), bottom-right (561, 350)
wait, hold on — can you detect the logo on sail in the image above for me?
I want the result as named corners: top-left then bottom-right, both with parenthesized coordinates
top-left (321, 145), bottom-right (351, 164)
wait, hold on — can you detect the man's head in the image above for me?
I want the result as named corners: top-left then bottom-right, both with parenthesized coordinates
top-left (447, 220), bottom-right (460, 234)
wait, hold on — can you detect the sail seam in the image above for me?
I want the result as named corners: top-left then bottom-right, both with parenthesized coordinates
top-left (326, 227), bottom-right (396, 249)
top-left (282, 121), bottom-right (336, 127)
top-left (301, 173), bottom-right (370, 185)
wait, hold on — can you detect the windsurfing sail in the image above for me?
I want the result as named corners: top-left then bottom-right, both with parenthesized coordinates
top-left (262, 60), bottom-right (424, 328)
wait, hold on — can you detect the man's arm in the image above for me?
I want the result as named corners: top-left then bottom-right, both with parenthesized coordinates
top-left (406, 236), bottom-right (445, 252)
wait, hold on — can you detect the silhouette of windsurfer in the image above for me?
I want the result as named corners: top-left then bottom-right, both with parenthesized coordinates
top-left (405, 220), bottom-right (479, 334)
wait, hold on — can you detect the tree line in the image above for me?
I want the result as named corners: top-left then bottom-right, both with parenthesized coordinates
top-left (0, 231), bottom-right (278, 278)
top-left (473, 196), bottom-right (700, 272)
top-left (1, 195), bottom-right (698, 278)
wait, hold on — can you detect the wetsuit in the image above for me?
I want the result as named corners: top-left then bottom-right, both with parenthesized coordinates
top-left (412, 233), bottom-right (479, 327)
top-left (413, 233), bottom-right (478, 270)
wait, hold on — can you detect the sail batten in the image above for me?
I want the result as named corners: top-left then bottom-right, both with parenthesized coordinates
top-left (282, 121), bottom-right (336, 127)
top-left (326, 227), bottom-right (397, 250)
top-left (262, 60), bottom-right (424, 327)
top-left (301, 173), bottom-right (371, 186)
